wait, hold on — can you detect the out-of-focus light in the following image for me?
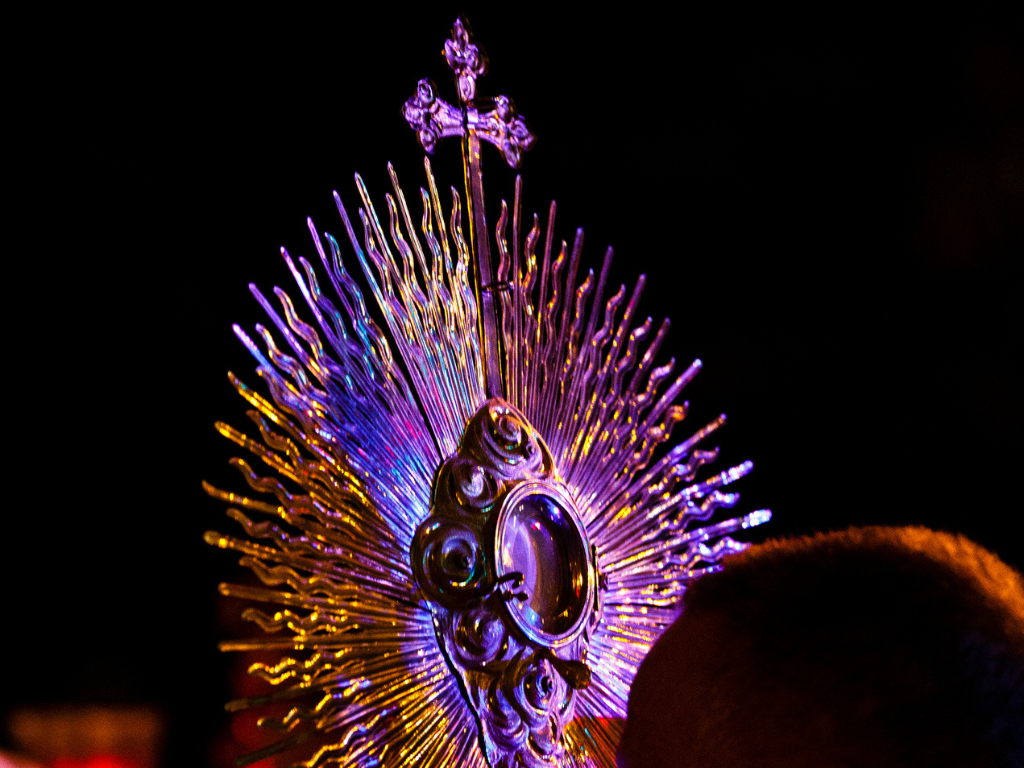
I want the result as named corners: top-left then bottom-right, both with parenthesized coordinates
top-left (6, 707), bottom-right (164, 768)
top-left (0, 749), bottom-right (43, 768)
top-left (50, 758), bottom-right (142, 768)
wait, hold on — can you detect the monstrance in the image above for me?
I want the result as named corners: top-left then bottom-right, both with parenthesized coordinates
top-left (205, 17), bottom-right (770, 768)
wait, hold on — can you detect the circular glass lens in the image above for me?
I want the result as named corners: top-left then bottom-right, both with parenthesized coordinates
top-left (497, 492), bottom-right (588, 639)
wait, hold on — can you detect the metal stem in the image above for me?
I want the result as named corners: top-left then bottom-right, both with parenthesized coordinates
top-left (463, 131), bottom-right (503, 398)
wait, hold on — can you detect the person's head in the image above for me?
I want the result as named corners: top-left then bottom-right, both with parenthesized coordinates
top-left (617, 526), bottom-right (1024, 768)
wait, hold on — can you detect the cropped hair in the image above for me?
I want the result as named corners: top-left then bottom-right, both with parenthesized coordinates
top-left (618, 526), bottom-right (1024, 768)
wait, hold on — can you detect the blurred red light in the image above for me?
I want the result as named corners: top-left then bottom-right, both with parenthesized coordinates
top-left (49, 758), bottom-right (143, 768)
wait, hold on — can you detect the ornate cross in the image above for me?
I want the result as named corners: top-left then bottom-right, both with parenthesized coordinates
top-left (402, 17), bottom-right (536, 398)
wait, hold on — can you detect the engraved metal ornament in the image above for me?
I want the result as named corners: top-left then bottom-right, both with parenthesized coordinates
top-left (413, 399), bottom-right (599, 766)
top-left (206, 16), bottom-right (771, 768)
top-left (402, 18), bottom-right (536, 169)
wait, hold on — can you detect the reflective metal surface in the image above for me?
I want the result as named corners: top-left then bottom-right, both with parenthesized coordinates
top-left (412, 399), bottom-right (596, 766)
top-left (205, 15), bottom-right (771, 768)
top-left (402, 18), bottom-right (536, 170)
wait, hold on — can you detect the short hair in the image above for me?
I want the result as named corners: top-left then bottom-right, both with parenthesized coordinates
top-left (617, 526), bottom-right (1024, 768)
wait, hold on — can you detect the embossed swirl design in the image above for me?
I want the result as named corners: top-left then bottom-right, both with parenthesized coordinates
top-left (412, 398), bottom-right (596, 768)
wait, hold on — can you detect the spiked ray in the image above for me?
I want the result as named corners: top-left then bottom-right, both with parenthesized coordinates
top-left (208, 159), bottom-right (769, 767)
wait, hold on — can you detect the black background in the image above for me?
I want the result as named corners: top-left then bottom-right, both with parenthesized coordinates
top-left (6, 6), bottom-right (1022, 766)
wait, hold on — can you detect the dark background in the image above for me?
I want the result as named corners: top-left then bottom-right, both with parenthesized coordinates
top-left (6, 6), bottom-right (1022, 766)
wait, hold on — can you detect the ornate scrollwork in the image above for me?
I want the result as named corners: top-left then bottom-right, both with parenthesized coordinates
top-left (411, 398), bottom-right (599, 767)
top-left (402, 18), bottom-right (536, 169)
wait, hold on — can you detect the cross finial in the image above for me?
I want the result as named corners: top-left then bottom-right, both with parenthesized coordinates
top-left (445, 17), bottom-right (487, 103)
top-left (401, 17), bottom-right (536, 169)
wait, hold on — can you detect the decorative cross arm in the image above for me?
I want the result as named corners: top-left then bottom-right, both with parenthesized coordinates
top-left (401, 79), bottom-right (464, 155)
top-left (468, 95), bottom-right (536, 169)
